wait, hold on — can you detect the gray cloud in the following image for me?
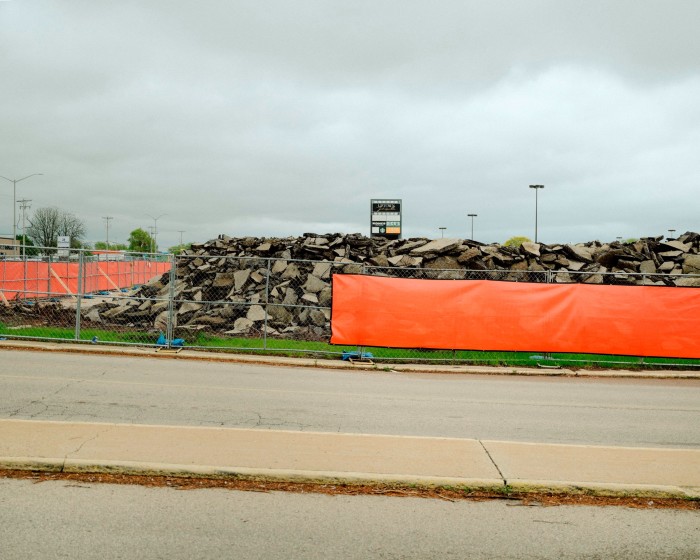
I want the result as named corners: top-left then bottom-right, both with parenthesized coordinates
top-left (1, 0), bottom-right (698, 249)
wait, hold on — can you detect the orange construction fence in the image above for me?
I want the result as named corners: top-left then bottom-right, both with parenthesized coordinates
top-left (0, 260), bottom-right (171, 302)
top-left (330, 274), bottom-right (700, 359)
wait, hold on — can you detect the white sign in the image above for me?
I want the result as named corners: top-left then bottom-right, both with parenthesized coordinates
top-left (57, 236), bottom-right (70, 257)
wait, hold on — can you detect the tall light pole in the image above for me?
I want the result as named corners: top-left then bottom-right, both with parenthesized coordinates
top-left (148, 226), bottom-right (156, 254)
top-left (18, 199), bottom-right (31, 258)
top-left (439, 227), bottom-right (446, 238)
top-left (668, 229), bottom-right (676, 239)
top-left (0, 173), bottom-right (43, 243)
top-left (103, 216), bottom-right (113, 249)
top-left (529, 184), bottom-right (544, 243)
top-left (146, 214), bottom-right (166, 254)
top-left (467, 213), bottom-right (477, 240)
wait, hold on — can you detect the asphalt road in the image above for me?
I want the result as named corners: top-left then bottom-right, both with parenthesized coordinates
top-left (2, 478), bottom-right (699, 560)
top-left (1, 349), bottom-right (699, 448)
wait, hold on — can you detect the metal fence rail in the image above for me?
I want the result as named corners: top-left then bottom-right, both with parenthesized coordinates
top-left (1, 246), bottom-right (699, 367)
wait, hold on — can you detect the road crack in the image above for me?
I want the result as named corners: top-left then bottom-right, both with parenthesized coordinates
top-left (62, 426), bottom-right (115, 472)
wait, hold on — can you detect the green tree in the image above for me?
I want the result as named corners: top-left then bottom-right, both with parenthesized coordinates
top-left (16, 234), bottom-right (40, 256)
top-left (128, 228), bottom-right (155, 253)
top-left (168, 242), bottom-right (191, 254)
top-left (504, 236), bottom-right (532, 248)
top-left (27, 207), bottom-right (86, 249)
top-left (94, 241), bottom-right (128, 250)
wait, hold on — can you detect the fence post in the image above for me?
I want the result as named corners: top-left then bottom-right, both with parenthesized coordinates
top-left (357, 263), bottom-right (368, 357)
top-left (541, 269), bottom-right (554, 360)
top-left (23, 244), bottom-right (27, 299)
top-left (74, 250), bottom-right (83, 341)
top-left (47, 254), bottom-right (52, 297)
top-left (166, 253), bottom-right (176, 349)
top-left (263, 258), bottom-right (271, 350)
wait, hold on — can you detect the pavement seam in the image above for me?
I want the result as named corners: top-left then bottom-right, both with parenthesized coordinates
top-left (478, 440), bottom-right (507, 487)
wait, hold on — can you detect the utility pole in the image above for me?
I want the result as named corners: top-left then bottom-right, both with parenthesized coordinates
top-left (102, 216), bottom-right (113, 249)
top-left (178, 230), bottom-right (185, 247)
top-left (18, 198), bottom-right (31, 259)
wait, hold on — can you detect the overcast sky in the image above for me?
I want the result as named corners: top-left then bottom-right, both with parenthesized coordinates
top-left (1, 0), bottom-right (698, 249)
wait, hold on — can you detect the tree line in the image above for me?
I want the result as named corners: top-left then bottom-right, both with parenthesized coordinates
top-left (15, 206), bottom-right (189, 254)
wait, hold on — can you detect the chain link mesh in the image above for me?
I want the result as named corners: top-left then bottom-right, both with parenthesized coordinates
top-left (1, 245), bottom-right (699, 367)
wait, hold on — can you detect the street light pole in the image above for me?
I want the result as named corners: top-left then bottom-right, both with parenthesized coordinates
top-left (467, 213), bottom-right (477, 240)
top-left (148, 226), bottom-right (156, 255)
top-left (103, 216), bottom-right (113, 249)
top-left (0, 173), bottom-right (43, 244)
top-left (439, 227), bottom-right (446, 238)
top-left (18, 199), bottom-right (31, 259)
top-left (529, 184), bottom-right (544, 243)
top-left (146, 214), bottom-right (167, 255)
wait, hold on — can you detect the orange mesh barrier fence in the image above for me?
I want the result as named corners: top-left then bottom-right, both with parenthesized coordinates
top-left (0, 261), bottom-right (170, 301)
top-left (330, 274), bottom-right (700, 359)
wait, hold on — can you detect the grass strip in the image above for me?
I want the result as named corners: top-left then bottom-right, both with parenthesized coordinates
top-left (1, 324), bottom-right (699, 369)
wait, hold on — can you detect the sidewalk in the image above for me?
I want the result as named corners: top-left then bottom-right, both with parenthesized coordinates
top-left (2, 339), bottom-right (699, 379)
top-left (1, 419), bottom-right (698, 498)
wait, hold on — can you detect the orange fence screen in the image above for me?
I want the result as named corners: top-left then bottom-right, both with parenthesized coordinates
top-left (0, 260), bottom-right (171, 302)
top-left (330, 275), bottom-right (700, 359)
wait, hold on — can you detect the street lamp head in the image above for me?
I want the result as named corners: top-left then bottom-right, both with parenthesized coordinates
top-left (529, 184), bottom-right (544, 189)
top-left (2, 172), bottom-right (43, 243)
top-left (0, 173), bottom-right (44, 184)
top-left (468, 213), bottom-right (477, 218)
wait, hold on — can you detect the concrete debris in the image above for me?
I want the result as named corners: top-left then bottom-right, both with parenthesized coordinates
top-left (81, 231), bottom-right (699, 340)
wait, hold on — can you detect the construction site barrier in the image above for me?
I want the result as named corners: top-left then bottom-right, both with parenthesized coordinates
top-left (0, 260), bottom-right (171, 303)
top-left (330, 274), bottom-right (700, 359)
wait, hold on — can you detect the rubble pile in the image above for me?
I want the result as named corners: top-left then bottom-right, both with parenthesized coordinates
top-left (89, 231), bottom-right (700, 339)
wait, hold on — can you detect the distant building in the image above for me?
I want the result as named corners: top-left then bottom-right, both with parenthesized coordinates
top-left (0, 236), bottom-right (19, 258)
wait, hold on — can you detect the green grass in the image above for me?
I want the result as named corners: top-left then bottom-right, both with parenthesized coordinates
top-left (1, 323), bottom-right (699, 369)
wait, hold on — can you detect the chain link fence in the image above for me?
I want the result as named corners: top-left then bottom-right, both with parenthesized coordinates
top-left (1, 246), bottom-right (699, 368)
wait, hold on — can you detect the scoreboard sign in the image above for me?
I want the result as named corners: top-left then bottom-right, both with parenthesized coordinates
top-left (370, 199), bottom-right (402, 239)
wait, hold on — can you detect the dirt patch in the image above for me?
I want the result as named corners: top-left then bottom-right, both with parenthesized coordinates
top-left (1, 470), bottom-right (697, 510)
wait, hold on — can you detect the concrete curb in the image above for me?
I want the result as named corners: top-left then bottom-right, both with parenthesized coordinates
top-left (1, 458), bottom-right (697, 500)
top-left (2, 339), bottom-right (699, 379)
top-left (2, 420), bottom-right (699, 500)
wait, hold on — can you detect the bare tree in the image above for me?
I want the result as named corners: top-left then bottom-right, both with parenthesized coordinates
top-left (27, 207), bottom-right (86, 249)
